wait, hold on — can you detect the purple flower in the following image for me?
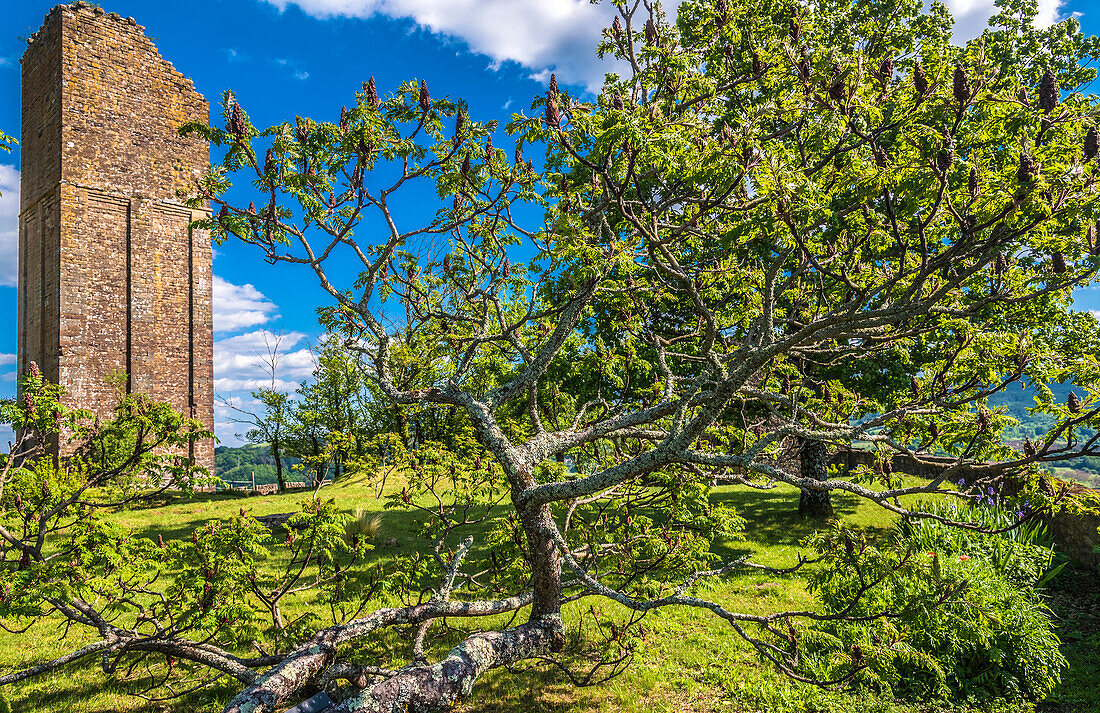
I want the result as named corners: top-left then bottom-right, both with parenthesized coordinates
top-left (1015, 510), bottom-right (1024, 518)
top-left (986, 486), bottom-right (995, 495)
top-left (957, 478), bottom-right (967, 486)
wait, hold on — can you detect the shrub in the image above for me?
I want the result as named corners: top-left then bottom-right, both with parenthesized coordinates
top-left (344, 508), bottom-right (383, 547)
top-left (899, 499), bottom-right (1063, 588)
top-left (800, 524), bottom-right (1066, 702)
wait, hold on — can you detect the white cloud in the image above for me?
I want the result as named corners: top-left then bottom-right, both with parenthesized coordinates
top-left (212, 329), bottom-right (317, 445)
top-left (0, 164), bottom-right (18, 288)
top-left (274, 57), bottom-right (311, 81)
top-left (1090, 310), bottom-right (1100, 319)
top-left (213, 275), bottom-right (279, 332)
top-left (214, 376), bottom-right (304, 391)
top-left (944, 0), bottom-right (1064, 40)
top-left (264, 0), bottom-right (626, 91)
top-left (265, 0), bottom-right (1071, 92)
top-left (213, 329), bottom-right (315, 393)
top-left (214, 393), bottom-right (263, 445)
top-left (0, 355), bottom-right (14, 383)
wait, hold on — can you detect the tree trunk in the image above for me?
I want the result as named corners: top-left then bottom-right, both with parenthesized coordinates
top-left (511, 469), bottom-right (565, 641)
top-left (223, 595), bottom-right (537, 713)
top-left (273, 438), bottom-right (286, 493)
top-left (310, 437), bottom-right (325, 487)
top-left (395, 407), bottom-right (409, 449)
top-left (798, 438), bottom-right (833, 518)
top-left (333, 622), bottom-right (557, 713)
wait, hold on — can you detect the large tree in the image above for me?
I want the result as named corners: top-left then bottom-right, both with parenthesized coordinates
top-left (3, 0), bottom-right (1100, 711)
top-left (192, 0), bottom-right (1100, 705)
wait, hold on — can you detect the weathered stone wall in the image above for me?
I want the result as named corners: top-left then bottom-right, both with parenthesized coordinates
top-left (18, 13), bottom-right (63, 402)
top-left (829, 449), bottom-right (982, 481)
top-left (1039, 478), bottom-right (1100, 572)
top-left (19, 3), bottom-right (214, 473)
top-left (832, 449), bottom-right (1100, 570)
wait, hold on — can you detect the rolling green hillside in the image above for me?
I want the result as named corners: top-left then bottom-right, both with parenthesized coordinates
top-left (213, 443), bottom-right (307, 486)
top-left (989, 381), bottom-right (1100, 489)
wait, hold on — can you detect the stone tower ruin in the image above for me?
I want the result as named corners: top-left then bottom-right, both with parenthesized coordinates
top-left (18, 3), bottom-right (214, 472)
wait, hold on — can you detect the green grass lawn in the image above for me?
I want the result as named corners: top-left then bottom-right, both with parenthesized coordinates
top-left (0, 472), bottom-right (1095, 713)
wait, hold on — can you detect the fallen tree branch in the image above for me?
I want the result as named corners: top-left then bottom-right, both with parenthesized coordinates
top-left (330, 619), bottom-right (560, 713)
top-left (224, 592), bottom-right (533, 713)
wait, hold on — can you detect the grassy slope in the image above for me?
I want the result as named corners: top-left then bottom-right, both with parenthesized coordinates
top-left (0, 472), bottom-right (1095, 713)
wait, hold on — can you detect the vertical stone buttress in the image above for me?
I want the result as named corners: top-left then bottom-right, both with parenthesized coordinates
top-left (19, 4), bottom-right (214, 473)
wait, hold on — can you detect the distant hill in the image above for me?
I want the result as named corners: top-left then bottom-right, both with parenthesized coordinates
top-left (989, 381), bottom-right (1099, 489)
top-left (214, 392), bottom-right (1100, 489)
top-left (213, 444), bottom-right (308, 486)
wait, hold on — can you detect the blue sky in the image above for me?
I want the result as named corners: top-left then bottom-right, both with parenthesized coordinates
top-left (1, 0), bottom-right (1099, 446)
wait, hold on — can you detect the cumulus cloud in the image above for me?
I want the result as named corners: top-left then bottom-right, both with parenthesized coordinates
top-left (264, 0), bottom-right (626, 91)
top-left (214, 393), bottom-right (261, 443)
top-left (213, 329), bottom-right (315, 394)
top-left (265, 0), bottom-right (1071, 91)
top-left (945, 0), bottom-right (1065, 40)
top-left (212, 330), bottom-right (317, 445)
top-left (213, 276), bottom-right (279, 332)
top-left (0, 164), bottom-right (18, 289)
top-left (0, 353), bottom-right (14, 383)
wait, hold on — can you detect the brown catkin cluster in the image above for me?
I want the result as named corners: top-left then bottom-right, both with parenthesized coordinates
top-left (229, 102), bottom-right (247, 142)
top-left (545, 94), bottom-right (560, 129)
top-left (953, 65), bottom-right (970, 104)
top-left (1018, 152), bottom-right (1038, 183)
top-left (913, 62), bottom-right (928, 94)
top-left (419, 80), bottom-right (431, 114)
top-left (1039, 70), bottom-right (1059, 114)
top-left (878, 57), bottom-right (894, 82)
top-left (1085, 126), bottom-right (1098, 160)
top-left (364, 76), bottom-right (379, 109)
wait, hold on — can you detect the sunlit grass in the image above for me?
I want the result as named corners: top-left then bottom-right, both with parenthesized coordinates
top-left (0, 473), bottom-right (1091, 713)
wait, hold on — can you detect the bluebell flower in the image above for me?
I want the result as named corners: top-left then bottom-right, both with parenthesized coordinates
top-left (986, 486), bottom-right (995, 495)
top-left (957, 478), bottom-right (966, 486)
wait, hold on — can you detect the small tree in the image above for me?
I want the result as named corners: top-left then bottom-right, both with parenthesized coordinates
top-left (222, 332), bottom-right (294, 491)
top-left (246, 387), bottom-right (293, 491)
top-left (281, 337), bottom-right (371, 485)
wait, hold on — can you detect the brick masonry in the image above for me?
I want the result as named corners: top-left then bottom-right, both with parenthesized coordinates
top-left (19, 3), bottom-right (214, 473)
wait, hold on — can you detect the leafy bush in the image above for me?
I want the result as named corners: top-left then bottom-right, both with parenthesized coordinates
top-left (899, 499), bottom-right (1063, 588)
top-left (800, 524), bottom-right (1066, 702)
